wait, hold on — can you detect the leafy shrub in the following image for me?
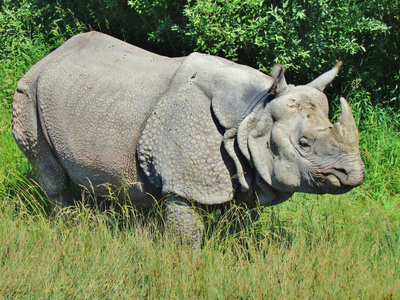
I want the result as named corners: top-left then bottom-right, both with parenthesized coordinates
top-left (0, 0), bottom-right (48, 109)
top-left (181, 0), bottom-right (399, 110)
top-left (2, 0), bottom-right (399, 110)
top-left (0, 0), bottom-right (45, 59)
top-left (127, 0), bottom-right (186, 55)
top-left (33, 0), bottom-right (185, 55)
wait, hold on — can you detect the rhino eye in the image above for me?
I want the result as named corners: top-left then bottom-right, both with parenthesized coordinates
top-left (299, 137), bottom-right (311, 152)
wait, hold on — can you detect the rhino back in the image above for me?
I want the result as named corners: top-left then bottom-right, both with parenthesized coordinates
top-left (36, 32), bottom-right (184, 195)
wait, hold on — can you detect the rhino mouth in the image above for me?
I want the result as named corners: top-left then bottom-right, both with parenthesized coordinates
top-left (322, 167), bottom-right (365, 194)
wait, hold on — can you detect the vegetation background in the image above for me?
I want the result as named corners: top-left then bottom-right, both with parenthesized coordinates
top-left (0, 0), bottom-right (399, 298)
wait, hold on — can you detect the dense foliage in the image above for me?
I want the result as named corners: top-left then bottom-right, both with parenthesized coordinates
top-left (1, 0), bottom-right (399, 111)
top-left (184, 1), bottom-right (399, 103)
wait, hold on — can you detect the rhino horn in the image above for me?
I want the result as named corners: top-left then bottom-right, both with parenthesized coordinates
top-left (308, 61), bottom-right (342, 91)
top-left (332, 97), bottom-right (359, 148)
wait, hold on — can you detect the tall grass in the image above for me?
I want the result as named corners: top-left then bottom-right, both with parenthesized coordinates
top-left (1, 191), bottom-right (399, 298)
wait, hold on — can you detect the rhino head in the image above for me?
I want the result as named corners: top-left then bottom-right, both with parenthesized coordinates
top-left (240, 63), bottom-right (365, 204)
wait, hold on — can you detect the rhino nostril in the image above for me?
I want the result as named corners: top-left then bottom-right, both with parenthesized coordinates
top-left (334, 168), bottom-right (348, 176)
top-left (331, 166), bottom-right (365, 187)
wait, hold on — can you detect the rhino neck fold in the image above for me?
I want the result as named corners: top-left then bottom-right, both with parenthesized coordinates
top-left (223, 137), bottom-right (252, 192)
top-left (255, 174), bottom-right (292, 206)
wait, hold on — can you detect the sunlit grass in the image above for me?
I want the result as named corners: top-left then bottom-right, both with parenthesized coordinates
top-left (1, 188), bottom-right (399, 298)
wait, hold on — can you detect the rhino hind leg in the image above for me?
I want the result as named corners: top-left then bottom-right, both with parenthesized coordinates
top-left (12, 86), bottom-right (73, 212)
top-left (33, 152), bottom-right (73, 212)
top-left (165, 195), bottom-right (204, 251)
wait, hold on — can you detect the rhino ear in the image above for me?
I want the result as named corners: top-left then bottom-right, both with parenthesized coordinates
top-left (308, 61), bottom-right (342, 91)
top-left (269, 64), bottom-right (288, 95)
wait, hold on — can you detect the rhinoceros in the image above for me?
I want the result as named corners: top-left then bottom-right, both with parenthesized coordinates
top-left (12, 31), bottom-right (365, 243)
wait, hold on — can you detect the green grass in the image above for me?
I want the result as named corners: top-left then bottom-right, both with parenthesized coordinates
top-left (1, 40), bottom-right (399, 299)
top-left (0, 191), bottom-right (399, 298)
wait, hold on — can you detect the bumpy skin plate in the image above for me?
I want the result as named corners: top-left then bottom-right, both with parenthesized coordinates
top-left (138, 73), bottom-right (236, 204)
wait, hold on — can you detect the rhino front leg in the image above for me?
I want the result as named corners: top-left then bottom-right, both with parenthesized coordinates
top-left (165, 195), bottom-right (204, 251)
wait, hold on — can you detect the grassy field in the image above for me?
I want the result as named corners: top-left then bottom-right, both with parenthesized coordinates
top-left (1, 43), bottom-right (400, 299)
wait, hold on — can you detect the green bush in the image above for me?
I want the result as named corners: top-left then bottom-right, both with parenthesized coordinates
top-left (2, 0), bottom-right (398, 112)
top-left (34, 0), bottom-right (185, 55)
top-left (0, 0), bottom-right (47, 111)
top-left (127, 0), bottom-right (186, 55)
top-left (0, 0), bottom-right (45, 59)
top-left (181, 0), bottom-right (400, 110)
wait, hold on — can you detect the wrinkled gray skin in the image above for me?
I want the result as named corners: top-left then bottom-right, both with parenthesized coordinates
top-left (12, 32), bottom-right (365, 247)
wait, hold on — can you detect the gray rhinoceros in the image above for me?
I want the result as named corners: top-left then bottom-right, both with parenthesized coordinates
top-left (12, 31), bottom-right (365, 243)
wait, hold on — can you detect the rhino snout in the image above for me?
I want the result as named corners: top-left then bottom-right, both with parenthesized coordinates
top-left (322, 157), bottom-right (365, 194)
